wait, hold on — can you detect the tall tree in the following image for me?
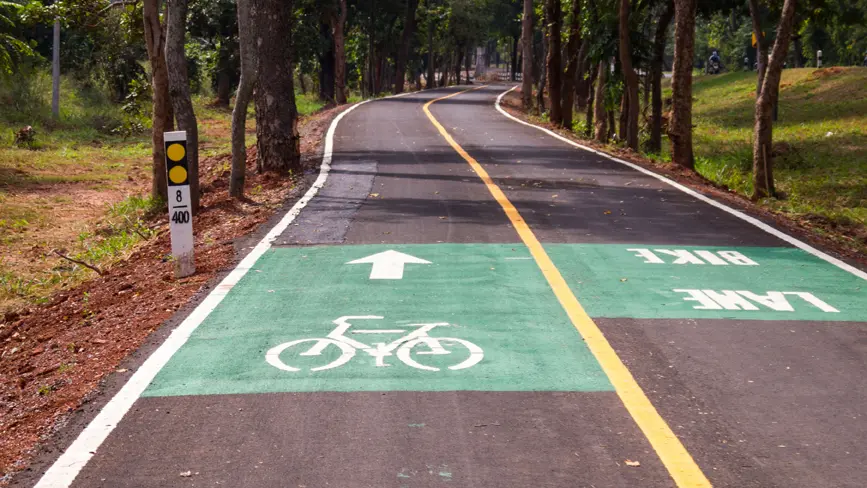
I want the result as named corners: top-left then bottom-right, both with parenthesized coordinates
top-left (520, 0), bottom-right (534, 109)
top-left (618, 0), bottom-right (639, 150)
top-left (649, 1), bottom-right (674, 153)
top-left (166, 0), bottom-right (200, 209)
top-left (584, 60), bottom-right (597, 137)
top-left (748, 0), bottom-right (768, 97)
top-left (143, 0), bottom-right (173, 202)
top-left (188, 0), bottom-right (239, 108)
top-left (426, 0), bottom-right (436, 88)
top-left (574, 38), bottom-right (590, 112)
top-left (561, 0), bottom-right (582, 129)
top-left (545, 0), bottom-right (562, 125)
top-left (254, 0), bottom-right (300, 173)
top-left (536, 17), bottom-right (547, 111)
top-left (593, 59), bottom-right (608, 142)
top-left (319, 18), bottom-right (336, 102)
top-left (669, 0), bottom-right (696, 169)
top-left (230, 0), bottom-right (256, 198)
top-left (333, 0), bottom-right (348, 103)
top-left (752, 0), bottom-right (798, 199)
top-left (394, 0), bottom-right (419, 93)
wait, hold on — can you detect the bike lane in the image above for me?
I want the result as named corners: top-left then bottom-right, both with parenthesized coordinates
top-left (46, 88), bottom-right (679, 488)
top-left (428, 85), bottom-right (867, 487)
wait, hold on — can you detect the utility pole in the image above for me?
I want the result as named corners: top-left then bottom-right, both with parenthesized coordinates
top-left (52, 19), bottom-right (60, 119)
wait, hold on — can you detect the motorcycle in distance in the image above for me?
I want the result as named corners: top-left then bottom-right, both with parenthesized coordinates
top-left (706, 51), bottom-right (723, 75)
top-left (707, 60), bottom-right (722, 75)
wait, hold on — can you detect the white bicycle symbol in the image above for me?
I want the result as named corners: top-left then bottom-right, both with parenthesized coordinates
top-left (265, 315), bottom-right (484, 372)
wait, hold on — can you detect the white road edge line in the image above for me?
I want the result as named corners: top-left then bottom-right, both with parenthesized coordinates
top-left (33, 96), bottom-right (386, 487)
top-left (494, 85), bottom-right (867, 281)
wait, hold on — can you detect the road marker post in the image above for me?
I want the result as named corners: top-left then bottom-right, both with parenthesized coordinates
top-left (164, 131), bottom-right (195, 278)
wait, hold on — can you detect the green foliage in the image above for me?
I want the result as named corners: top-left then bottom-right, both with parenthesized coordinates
top-left (112, 73), bottom-right (150, 139)
top-left (696, 10), bottom-right (754, 70)
top-left (295, 92), bottom-right (326, 116)
top-left (0, 0), bottom-right (36, 74)
top-left (188, 0), bottom-right (239, 96)
top-left (799, 0), bottom-right (867, 66)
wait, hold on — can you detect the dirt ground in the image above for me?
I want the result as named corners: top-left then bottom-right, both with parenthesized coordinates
top-left (501, 89), bottom-right (867, 269)
top-left (0, 104), bottom-right (345, 484)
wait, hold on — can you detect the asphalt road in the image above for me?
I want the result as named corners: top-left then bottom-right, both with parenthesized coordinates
top-left (26, 84), bottom-right (867, 488)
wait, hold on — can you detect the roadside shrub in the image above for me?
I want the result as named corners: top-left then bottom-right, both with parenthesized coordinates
top-left (0, 66), bottom-right (52, 125)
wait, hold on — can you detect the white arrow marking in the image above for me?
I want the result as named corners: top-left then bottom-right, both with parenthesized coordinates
top-left (347, 250), bottom-right (432, 280)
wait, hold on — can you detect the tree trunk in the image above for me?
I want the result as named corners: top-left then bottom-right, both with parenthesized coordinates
top-left (319, 20), bottom-right (336, 103)
top-left (585, 61), bottom-right (597, 137)
top-left (649, 1), bottom-right (674, 153)
top-left (374, 55), bottom-right (381, 93)
top-left (618, 92), bottom-right (628, 141)
top-left (427, 17), bottom-right (435, 88)
top-left (214, 45), bottom-right (233, 107)
top-left (333, 0), bottom-right (348, 103)
top-left (619, 0), bottom-right (640, 150)
top-left (165, 0), bottom-right (199, 210)
top-left (143, 0), bottom-right (173, 202)
top-left (669, 0), bottom-right (696, 170)
top-left (510, 34), bottom-right (519, 81)
top-left (520, 0), bottom-right (534, 109)
top-left (394, 0), bottom-right (419, 93)
top-left (594, 60), bottom-right (608, 142)
top-left (753, 0), bottom-right (797, 199)
top-left (792, 35), bottom-right (803, 68)
top-left (537, 17), bottom-right (547, 112)
top-left (575, 38), bottom-right (590, 112)
top-left (254, 0), bottom-right (300, 173)
top-left (439, 54), bottom-right (447, 86)
top-left (561, 0), bottom-right (581, 129)
top-left (230, 0), bottom-right (256, 198)
top-left (368, 0), bottom-right (376, 96)
top-left (454, 48), bottom-right (463, 85)
top-left (545, 0), bottom-right (563, 125)
top-left (466, 47), bottom-right (472, 84)
top-left (748, 0), bottom-right (768, 98)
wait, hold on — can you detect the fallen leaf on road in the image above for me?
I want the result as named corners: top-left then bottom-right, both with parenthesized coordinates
top-left (604, 210), bottom-right (612, 215)
top-left (369, 193), bottom-right (380, 198)
top-left (624, 460), bottom-right (641, 467)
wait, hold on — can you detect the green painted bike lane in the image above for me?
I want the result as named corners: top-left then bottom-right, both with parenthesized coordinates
top-left (144, 243), bottom-right (865, 398)
top-left (546, 244), bottom-right (866, 321)
top-left (144, 244), bottom-right (613, 397)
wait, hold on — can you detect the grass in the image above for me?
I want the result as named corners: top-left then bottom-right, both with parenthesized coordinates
top-left (0, 70), bottom-right (330, 313)
top-left (296, 92), bottom-right (327, 116)
top-left (661, 67), bottom-right (867, 233)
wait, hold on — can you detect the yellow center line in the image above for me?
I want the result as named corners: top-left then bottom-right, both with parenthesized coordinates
top-left (423, 87), bottom-right (712, 488)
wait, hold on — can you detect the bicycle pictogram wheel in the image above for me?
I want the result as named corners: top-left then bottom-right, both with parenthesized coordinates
top-left (265, 338), bottom-right (355, 372)
top-left (396, 337), bottom-right (484, 371)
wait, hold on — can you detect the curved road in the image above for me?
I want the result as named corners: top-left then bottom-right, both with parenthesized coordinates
top-left (23, 85), bottom-right (867, 488)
